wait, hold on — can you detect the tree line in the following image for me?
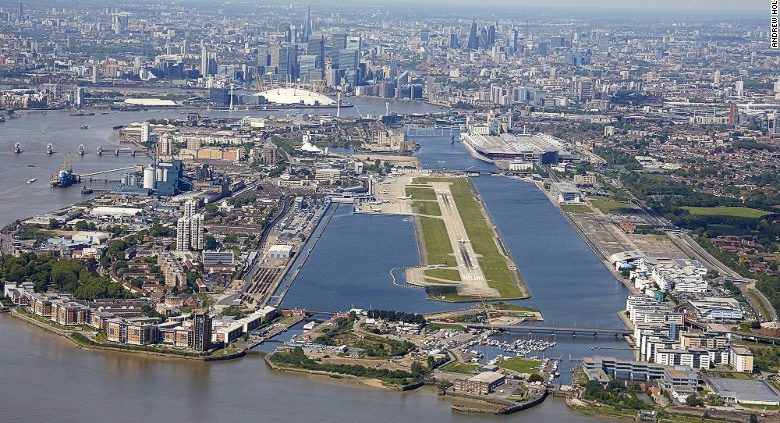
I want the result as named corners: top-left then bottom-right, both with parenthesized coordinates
top-left (366, 309), bottom-right (426, 324)
top-left (0, 253), bottom-right (130, 300)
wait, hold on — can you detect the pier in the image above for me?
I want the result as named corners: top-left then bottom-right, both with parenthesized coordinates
top-left (463, 323), bottom-right (630, 337)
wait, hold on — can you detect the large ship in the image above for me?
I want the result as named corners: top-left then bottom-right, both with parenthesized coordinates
top-left (50, 154), bottom-right (80, 188)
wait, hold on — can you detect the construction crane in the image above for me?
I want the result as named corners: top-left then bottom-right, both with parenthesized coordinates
top-left (50, 153), bottom-right (79, 188)
top-left (255, 72), bottom-right (265, 93)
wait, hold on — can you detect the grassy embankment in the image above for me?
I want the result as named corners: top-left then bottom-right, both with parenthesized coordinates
top-left (683, 206), bottom-right (771, 219)
top-left (412, 177), bottom-right (525, 300)
top-left (589, 198), bottom-right (636, 214)
top-left (268, 347), bottom-right (417, 386)
top-left (498, 357), bottom-right (541, 374)
top-left (569, 404), bottom-right (738, 423)
top-left (440, 361), bottom-right (479, 374)
top-left (407, 185), bottom-right (461, 284)
top-left (560, 203), bottom-right (592, 214)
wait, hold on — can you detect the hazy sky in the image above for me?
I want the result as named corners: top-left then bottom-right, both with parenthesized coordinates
top-left (391, 0), bottom-right (766, 11)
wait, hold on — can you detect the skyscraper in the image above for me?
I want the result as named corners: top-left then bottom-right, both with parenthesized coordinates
top-left (478, 27), bottom-right (490, 49)
top-left (176, 217), bottom-right (191, 251)
top-left (332, 33), bottom-right (347, 51)
top-left (73, 86), bottom-right (83, 108)
top-left (729, 102), bottom-right (739, 126)
top-left (307, 35), bottom-right (325, 70)
top-left (467, 20), bottom-right (478, 50)
top-left (191, 312), bottom-right (212, 352)
top-left (301, 4), bottom-right (313, 43)
top-left (176, 210), bottom-right (204, 251)
top-left (277, 44), bottom-right (298, 83)
top-left (574, 77), bottom-right (593, 101)
top-left (190, 214), bottom-right (204, 251)
top-left (334, 48), bottom-right (358, 86)
top-left (111, 12), bottom-right (130, 35)
top-left (298, 54), bottom-right (319, 82)
top-left (449, 32), bottom-right (459, 49)
top-left (183, 199), bottom-right (196, 220)
top-left (567, 50), bottom-right (591, 66)
top-left (487, 24), bottom-right (496, 46)
top-left (200, 43), bottom-right (208, 76)
top-left (346, 36), bottom-right (361, 52)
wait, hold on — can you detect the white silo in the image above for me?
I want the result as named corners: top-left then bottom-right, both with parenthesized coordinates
top-left (143, 167), bottom-right (156, 189)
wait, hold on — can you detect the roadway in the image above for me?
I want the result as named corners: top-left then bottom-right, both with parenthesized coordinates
top-left (215, 195), bottom-right (293, 307)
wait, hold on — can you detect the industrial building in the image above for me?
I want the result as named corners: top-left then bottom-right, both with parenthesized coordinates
top-left (202, 250), bottom-right (235, 266)
top-left (453, 371), bottom-right (506, 395)
top-left (705, 378), bottom-right (780, 406)
top-left (267, 244), bottom-right (294, 259)
top-left (550, 182), bottom-right (582, 204)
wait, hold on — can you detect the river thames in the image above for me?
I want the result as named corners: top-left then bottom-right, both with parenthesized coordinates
top-left (0, 102), bottom-right (624, 422)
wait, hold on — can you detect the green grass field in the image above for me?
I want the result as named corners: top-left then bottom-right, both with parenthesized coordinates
top-left (447, 178), bottom-right (523, 298)
top-left (405, 186), bottom-right (437, 201)
top-left (706, 371), bottom-right (752, 380)
top-left (424, 268), bottom-right (462, 281)
top-left (498, 357), bottom-right (541, 374)
top-left (441, 361), bottom-right (479, 374)
top-left (589, 198), bottom-right (635, 214)
top-left (560, 203), bottom-right (592, 214)
top-left (684, 206), bottom-right (771, 219)
top-left (412, 200), bottom-right (442, 216)
top-left (489, 302), bottom-right (539, 313)
top-left (417, 216), bottom-right (456, 266)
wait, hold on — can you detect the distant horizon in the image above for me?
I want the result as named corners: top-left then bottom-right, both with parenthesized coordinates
top-left (357, 0), bottom-right (766, 11)
top-left (0, 0), bottom-right (769, 16)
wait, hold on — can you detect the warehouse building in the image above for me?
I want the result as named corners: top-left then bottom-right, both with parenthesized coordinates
top-left (453, 371), bottom-right (506, 395)
top-left (706, 377), bottom-right (780, 406)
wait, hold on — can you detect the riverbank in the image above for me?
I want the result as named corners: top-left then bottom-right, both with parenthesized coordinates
top-left (449, 390), bottom-right (548, 415)
top-left (566, 397), bottom-right (750, 423)
top-left (9, 307), bottom-right (218, 360)
top-left (264, 349), bottom-right (422, 390)
top-left (533, 180), bottom-right (640, 298)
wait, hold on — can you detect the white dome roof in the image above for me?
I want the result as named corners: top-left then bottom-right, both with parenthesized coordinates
top-left (256, 87), bottom-right (335, 106)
